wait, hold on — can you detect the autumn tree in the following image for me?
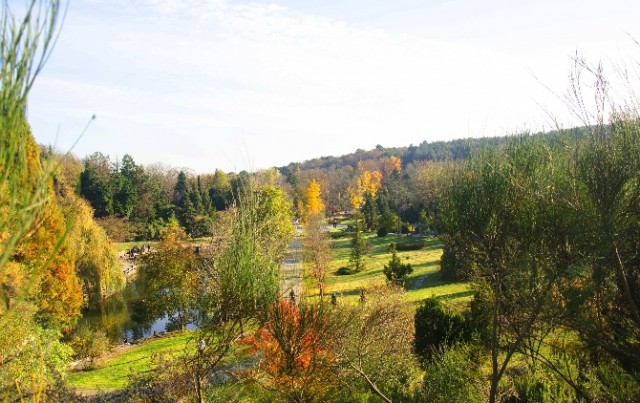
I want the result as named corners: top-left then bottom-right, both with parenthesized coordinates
top-left (303, 179), bottom-right (324, 221)
top-left (245, 300), bottom-right (338, 402)
top-left (0, 1), bottom-right (78, 398)
top-left (303, 213), bottom-right (332, 297)
top-left (348, 163), bottom-right (382, 209)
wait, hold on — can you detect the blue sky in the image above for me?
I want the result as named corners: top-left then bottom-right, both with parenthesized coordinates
top-left (24, 0), bottom-right (640, 173)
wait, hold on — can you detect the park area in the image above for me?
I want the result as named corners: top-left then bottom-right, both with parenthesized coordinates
top-left (66, 231), bottom-right (470, 396)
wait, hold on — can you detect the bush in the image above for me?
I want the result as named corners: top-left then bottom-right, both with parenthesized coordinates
top-left (376, 227), bottom-right (389, 237)
top-left (383, 245), bottom-right (412, 283)
top-left (70, 325), bottom-right (111, 369)
top-left (420, 346), bottom-right (485, 402)
top-left (330, 231), bottom-right (353, 239)
top-left (393, 240), bottom-right (425, 251)
top-left (414, 297), bottom-right (468, 363)
top-left (336, 267), bottom-right (352, 275)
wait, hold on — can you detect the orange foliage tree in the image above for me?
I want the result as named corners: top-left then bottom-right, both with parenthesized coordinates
top-left (244, 300), bottom-right (338, 402)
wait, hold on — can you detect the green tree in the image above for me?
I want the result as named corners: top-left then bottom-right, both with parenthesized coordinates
top-left (80, 152), bottom-right (114, 217)
top-left (360, 192), bottom-right (378, 231)
top-left (349, 213), bottom-right (367, 273)
top-left (141, 218), bottom-right (198, 331)
top-left (383, 243), bottom-right (412, 284)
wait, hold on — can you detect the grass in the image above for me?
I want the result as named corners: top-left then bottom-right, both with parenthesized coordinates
top-left (305, 232), bottom-right (472, 309)
top-left (67, 331), bottom-right (193, 391)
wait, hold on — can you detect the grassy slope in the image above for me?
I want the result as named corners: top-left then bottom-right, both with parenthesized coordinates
top-left (306, 233), bottom-right (472, 308)
top-left (67, 332), bottom-right (193, 391)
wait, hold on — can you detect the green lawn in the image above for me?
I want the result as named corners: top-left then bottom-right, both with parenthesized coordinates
top-left (67, 331), bottom-right (193, 391)
top-left (305, 233), bottom-right (472, 308)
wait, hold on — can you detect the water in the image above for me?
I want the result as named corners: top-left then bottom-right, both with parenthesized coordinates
top-left (78, 267), bottom-right (195, 342)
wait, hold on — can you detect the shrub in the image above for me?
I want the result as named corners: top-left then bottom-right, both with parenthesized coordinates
top-left (376, 226), bottom-right (389, 237)
top-left (330, 231), bottom-right (353, 239)
top-left (419, 346), bottom-right (485, 402)
top-left (383, 244), bottom-right (412, 283)
top-left (336, 267), bottom-right (352, 275)
top-left (414, 297), bottom-right (468, 363)
top-left (70, 325), bottom-right (111, 369)
top-left (394, 239), bottom-right (425, 251)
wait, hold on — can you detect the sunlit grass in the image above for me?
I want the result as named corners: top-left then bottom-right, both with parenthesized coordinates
top-left (67, 331), bottom-right (193, 391)
top-left (304, 233), bottom-right (472, 309)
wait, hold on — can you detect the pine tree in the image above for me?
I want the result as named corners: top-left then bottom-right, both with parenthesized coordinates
top-left (350, 214), bottom-right (367, 272)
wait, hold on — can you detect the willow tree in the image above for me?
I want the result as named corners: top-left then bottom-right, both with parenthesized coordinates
top-left (0, 1), bottom-right (78, 399)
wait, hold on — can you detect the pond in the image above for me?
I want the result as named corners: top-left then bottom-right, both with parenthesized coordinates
top-left (78, 267), bottom-right (195, 343)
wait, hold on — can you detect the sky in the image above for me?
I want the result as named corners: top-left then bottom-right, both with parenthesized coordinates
top-left (23, 0), bottom-right (640, 173)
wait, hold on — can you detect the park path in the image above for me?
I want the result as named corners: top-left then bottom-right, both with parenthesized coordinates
top-left (279, 223), bottom-right (303, 303)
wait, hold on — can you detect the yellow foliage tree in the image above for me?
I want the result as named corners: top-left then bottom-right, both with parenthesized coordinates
top-left (304, 179), bottom-right (325, 221)
top-left (348, 163), bottom-right (383, 209)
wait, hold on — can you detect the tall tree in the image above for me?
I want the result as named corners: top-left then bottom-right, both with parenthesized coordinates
top-left (304, 179), bottom-right (325, 221)
top-left (304, 213), bottom-right (332, 296)
top-left (80, 152), bottom-right (114, 217)
top-left (142, 218), bottom-right (198, 331)
top-left (349, 213), bottom-right (367, 273)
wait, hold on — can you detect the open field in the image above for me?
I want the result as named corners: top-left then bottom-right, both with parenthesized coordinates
top-left (304, 233), bottom-right (472, 309)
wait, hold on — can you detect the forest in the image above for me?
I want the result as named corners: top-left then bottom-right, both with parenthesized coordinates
top-left (2, 1), bottom-right (640, 402)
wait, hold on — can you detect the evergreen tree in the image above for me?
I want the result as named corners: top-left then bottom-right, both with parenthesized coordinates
top-left (361, 192), bottom-right (378, 232)
top-left (383, 243), bottom-right (413, 283)
top-left (350, 213), bottom-right (367, 272)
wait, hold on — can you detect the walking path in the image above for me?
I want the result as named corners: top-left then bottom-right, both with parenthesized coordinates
top-left (280, 223), bottom-right (303, 303)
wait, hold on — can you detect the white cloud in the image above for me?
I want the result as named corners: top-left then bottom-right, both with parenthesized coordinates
top-left (27, 0), bottom-right (639, 172)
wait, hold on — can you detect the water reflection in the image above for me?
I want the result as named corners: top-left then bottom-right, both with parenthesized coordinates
top-left (78, 267), bottom-right (195, 342)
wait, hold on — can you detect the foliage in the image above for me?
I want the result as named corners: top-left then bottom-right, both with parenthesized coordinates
top-left (69, 324), bottom-right (110, 369)
top-left (303, 213), bottom-right (332, 295)
top-left (393, 239), bottom-right (425, 251)
top-left (303, 179), bottom-right (324, 221)
top-left (348, 163), bottom-right (382, 209)
top-left (413, 297), bottom-right (467, 362)
top-left (349, 214), bottom-right (367, 273)
top-left (383, 243), bottom-right (413, 283)
top-left (141, 218), bottom-right (198, 331)
top-left (244, 300), bottom-right (338, 402)
top-left (419, 345), bottom-right (485, 402)
top-left (331, 285), bottom-right (419, 402)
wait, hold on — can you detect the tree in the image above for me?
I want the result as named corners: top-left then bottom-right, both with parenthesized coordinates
top-left (413, 297), bottom-right (467, 363)
top-left (304, 179), bottom-right (324, 221)
top-left (303, 213), bottom-right (332, 297)
top-left (0, 1), bottom-right (78, 398)
top-left (383, 243), bottom-right (413, 284)
top-left (141, 219), bottom-right (198, 331)
top-left (183, 178), bottom-right (295, 401)
top-left (360, 192), bottom-right (378, 231)
top-left (439, 137), bottom-right (578, 402)
top-left (244, 300), bottom-right (338, 402)
top-left (208, 169), bottom-right (232, 211)
top-left (331, 285), bottom-right (419, 402)
top-left (80, 152), bottom-right (115, 217)
top-left (349, 213), bottom-right (367, 273)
